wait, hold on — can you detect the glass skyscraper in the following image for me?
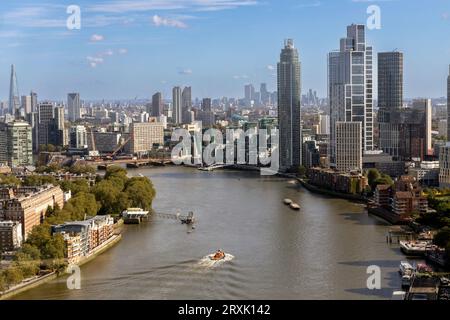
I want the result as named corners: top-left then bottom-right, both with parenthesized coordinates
top-left (277, 39), bottom-right (301, 172)
top-left (328, 24), bottom-right (373, 167)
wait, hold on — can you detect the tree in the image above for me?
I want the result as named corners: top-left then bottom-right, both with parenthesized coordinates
top-left (0, 175), bottom-right (21, 186)
top-left (59, 179), bottom-right (90, 196)
top-left (16, 243), bottom-right (41, 262)
top-left (105, 165), bottom-right (128, 181)
top-left (69, 164), bottom-right (95, 175)
top-left (93, 180), bottom-right (122, 215)
top-left (41, 234), bottom-right (65, 260)
top-left (125, 177), bottom-right (156, 210)
top-left (298, 165), bottom-right (307, 178)
top-left (0, 272), bottom-right (7, 292)
top-left (23, 175), bottom-right (57, 187)
top-left (433, 227), bottom-right (450, 248)
top-left (377, 174), bottom-right (393, 186)
top-left (64, 192), bottom-right (99, 220)
top-left (26, 224), bottom-right (52, 255)
top-left (367, 168), bottom-right (381, 190)
top-left (4, 267), bottom-right (23, 286)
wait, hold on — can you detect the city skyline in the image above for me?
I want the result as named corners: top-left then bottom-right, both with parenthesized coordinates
top-left (1, 0), bottom-right (450, 100)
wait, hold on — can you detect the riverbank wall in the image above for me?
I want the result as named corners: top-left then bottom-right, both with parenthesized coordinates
top-left (297, 178), bottom-right (367, 203)
top-left (0, 234), bottom-right (122, 300)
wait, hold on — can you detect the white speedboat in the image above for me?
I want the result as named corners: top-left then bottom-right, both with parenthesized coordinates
top-left (283, 199), bottom-right (293, 205)
top-left (290, 203), bottom-right (301, 210)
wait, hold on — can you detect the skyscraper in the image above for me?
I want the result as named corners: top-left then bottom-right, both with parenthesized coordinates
top-left (378, 52), bottom-right (403, 116)
top-left (172, 87), bottom-right (182, 124)
top-left (260, 83), bottom-right (269, 106)
top-left (378, 51), bottom-right (403, 156)
top-left (277, 39), bottom-right (302, 172)
top-left (30, 91), bottom-right (38, 113)
top-left (21, 95), bottom-right (32, 115)
top-left (182, 87), bottom-right (192, 110)
top-left (9, 64), bottom-right (20, 118)
top-left (244, 84), bottom-right (255, 107)
top-left (37, 102), bottom-right (54, 147)
top-left (202, 98), bottom-right (212, 112)
top-left (182, 87), bottom-right (192, 123)
top-left (151, 92), bottom-right (163, 117)
top-left (68, 93), bottom-right (81, 122)
top-left (328, 24), bottom-right (373, 167)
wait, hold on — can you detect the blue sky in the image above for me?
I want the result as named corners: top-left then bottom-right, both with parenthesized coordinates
top-left (1, 0), bottom-right (450, 101)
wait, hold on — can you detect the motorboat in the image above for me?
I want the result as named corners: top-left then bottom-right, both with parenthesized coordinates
top-left (283, 199), bottom-right (293, 205)
top-left (392, 291), bottom-right (406, 300)
top-left (399, 261), bottom-right (414, 276)
top-left (290, 203), bottom-right (301, 210)
top-left (209, 250), bottom-right (226, 261)
top-left (401, 273), bottom-right (412, 288)
top-left (399, 240), bottom-right (430, 256)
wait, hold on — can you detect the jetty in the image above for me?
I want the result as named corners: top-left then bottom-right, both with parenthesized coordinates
top-left (122, 208), bottom-right (149, 224)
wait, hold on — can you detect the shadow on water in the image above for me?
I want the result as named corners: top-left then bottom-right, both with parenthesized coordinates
top-left (339, 260), bottom-right (402, 298)
top-left (339, 259), bottom-right (400, 268)
top-left (338, 212), bottom-right (390, 226)
top-left (346, 270), bottom-right (400, 298)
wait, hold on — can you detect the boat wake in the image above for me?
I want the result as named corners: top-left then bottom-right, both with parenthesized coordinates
top-left (198, 254), bottom-right (234, 268)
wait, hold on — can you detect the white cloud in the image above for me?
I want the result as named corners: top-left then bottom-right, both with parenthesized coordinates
top-left (1, 5), bottom-right (66, 28)
top-left (87, 56), bottom-right (104, 68)
top-left (178, 68), bottom-right (193, 75)
top-left (87, 0), bottom-right (258, 13)
top-left (152, 15), bottom-right (187, 29)
top-left (267, 65), bottom-right (275, 71)
top-left (103, 49), bottom-right (114, 56)
top-left (90, 34), bottom-right (105, 42)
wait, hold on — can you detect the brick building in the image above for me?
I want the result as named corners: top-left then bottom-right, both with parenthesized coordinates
top-left (0, 185), bottom-right (64, 239)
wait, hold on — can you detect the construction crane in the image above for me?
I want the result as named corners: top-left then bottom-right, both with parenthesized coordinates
top-left (87, 126), bottom-right (100, 160)
top-left (112, 136), bottom-right (131, 157)
top-left (103, 136), bottom-right (131, 160)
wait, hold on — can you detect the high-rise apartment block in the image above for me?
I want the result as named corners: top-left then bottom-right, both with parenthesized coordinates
top-left (328, 24), bottom-right (373, 167)
top-left (0, 121), bottom-right (33, 167)
top-left (335, 121), bottom-right (362, 172)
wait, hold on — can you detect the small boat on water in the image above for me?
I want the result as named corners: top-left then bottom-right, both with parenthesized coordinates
top-left (283, 199), bottom-right (293, 205)
top-left (290, 203), bottom-right (301, 210)
top-left (399, 240), bottom-right (430, 256)
top-left (401, 274), bottom-right (412, 288)
top-left (209, 250), bottom-right (226, 261)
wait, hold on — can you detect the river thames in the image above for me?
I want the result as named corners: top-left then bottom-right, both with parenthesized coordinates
top-left (14, 166), bottom-right (405, 300)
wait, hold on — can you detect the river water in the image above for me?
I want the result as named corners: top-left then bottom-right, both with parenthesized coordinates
top-left (14, 166), bottom-right (407, 300)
